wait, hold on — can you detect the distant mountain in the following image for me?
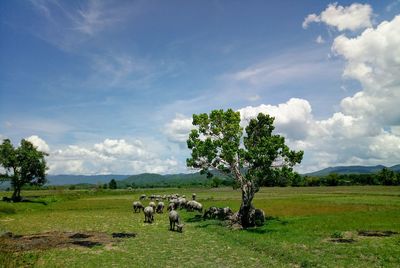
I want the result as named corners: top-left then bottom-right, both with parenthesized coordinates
top-left (46, 174), bottom-right (130, 185)
top-left (1, 164), bottom-right (398, 189)
top-left (305, 164), bottom-right (399, 177)
top-left (390, 164), bottom-right (400, 172)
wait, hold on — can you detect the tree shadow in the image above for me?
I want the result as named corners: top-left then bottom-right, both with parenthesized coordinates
top-left (195, 221), bottom-right (223, 228)
top-left (1, 196), bottom-right (47, 205)
top-left (20, 199), bottom-right (48, 205)
top-left (185, 214), bottom-right (203, 222)
top-left (244, 227), bottom-right (275, 234)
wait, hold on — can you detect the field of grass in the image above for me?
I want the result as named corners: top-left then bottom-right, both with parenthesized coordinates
top-left (1, 186), bottom-right (399, 267)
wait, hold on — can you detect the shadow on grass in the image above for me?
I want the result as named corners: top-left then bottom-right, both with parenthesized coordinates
top-left (195, 221), bottom-right (224, 228)
top-left (21, 199), bottom-right (48, 205)
top-left (2, 197), bottom-right (47, 205)
top-left (266, 216), bottom-right (290, 225)
top-left (185, 214), bottom-right (203, 222)
top-left (245, 227), bottom-right (270, 234)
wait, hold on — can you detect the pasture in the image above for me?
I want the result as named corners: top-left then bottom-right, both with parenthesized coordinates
top-left (1, 186), bottom-right (399, 267)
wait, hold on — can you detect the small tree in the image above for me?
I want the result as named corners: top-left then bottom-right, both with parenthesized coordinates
top-left (108, 179), bottom-right (117, 189)
top-left (0, 139), bottom-right (48, 202)
top-left (187, 110), bottom-right (303, 228)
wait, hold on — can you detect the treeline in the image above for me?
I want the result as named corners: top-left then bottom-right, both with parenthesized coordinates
top-left (4, 168), bottom-right (398, 192)
top-left (268, 168), bottom-right (400, 187)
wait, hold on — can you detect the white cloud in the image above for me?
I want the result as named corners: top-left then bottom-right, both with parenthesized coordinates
top-left (302, 13), bottom-right (320, 29)
top-left (303, 3), bottom-right (373, 31)
top-left (315, 35), bottom-right (325, 44)
top-left (239, 98), bottom-right (314, 141)
top-left (332, 15), bottom-right (400, 126)
top-left (43, 138), bottom-right (180, 175)
top-left (93, 139), bottom-right (150, 159)
top-left (26, 135), bottom-right (50, 153)
top-left (163, 114), bottom-right (194, 143)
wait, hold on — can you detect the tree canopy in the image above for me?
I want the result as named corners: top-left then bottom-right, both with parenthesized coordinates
top-left (0, 139), bottom-right (48, 202)
top-left (187, 109), bottom-right (303, 227)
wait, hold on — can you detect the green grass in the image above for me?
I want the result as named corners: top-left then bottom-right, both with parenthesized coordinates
top-left (1, 186), bottom-right (399, 267)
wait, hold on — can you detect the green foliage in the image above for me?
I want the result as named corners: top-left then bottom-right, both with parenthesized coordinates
top-left (377, 168), bottom-right (398, 185)
top-left (108, 179), bottom-right (117, 189)
top-left (331, 231), bottom-right (343, 239)
top-left (301, 169), bottom-right (400, 187)
top-left (211, 177), bottom-right (223, 188)
top-left (0, 139), bottom-right (48, 201)
top-left (243, 113), bottom-right (303, 187)
top-left (187, 110), bottom-right (303, 227)
top-left (187, 110), bottom-right (303, 188)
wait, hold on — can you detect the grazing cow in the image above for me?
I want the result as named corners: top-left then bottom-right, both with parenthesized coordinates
top-left (167, 202), bottom-right (176, 211)
top-left (186, 200), bottom-right (203, 213)
top-left (203, 206), bottom-right (218, 219)
top-left (169, 210), bottom-right (183, 232)
top-left (144, 206), bottom-right (154, 223)
top-left (133, 201), bottom-right (144, 213)
top-left (156, 202), bottom-right (165, 213)
top-left (149, 201), bottom-right (156, 211)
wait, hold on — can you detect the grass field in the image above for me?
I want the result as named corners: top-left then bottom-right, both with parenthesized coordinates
top-left (1, 186), bottom-right (399, 267)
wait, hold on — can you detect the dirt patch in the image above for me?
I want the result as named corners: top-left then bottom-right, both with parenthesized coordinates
top-left (0, 231), bottom-right (136, 253)
top-left (358, 230), bottom-right (399, 237)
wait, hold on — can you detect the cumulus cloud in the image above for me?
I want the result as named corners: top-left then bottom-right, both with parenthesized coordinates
top-left (163, 114), bottom-right (194, 143)
top-left (93, 139), bottom-right (151, 158)
top-left (43, 138), bottom-right (179, 175)
top-left (333, 15), bottom-right (400, 125)
top-left (26, 135), bottom-right (50, 153)
top-left (165, 98), bottom-right (314, 143)
top-left (303, 3), bottom-right (373, 31)
top-left (299, 13), bottom-right (400, 171)
top-left (239, 98), bottom-right (314, 141)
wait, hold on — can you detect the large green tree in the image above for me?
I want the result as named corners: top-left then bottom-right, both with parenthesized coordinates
top-left (0, 139), bottom-right (48, 202)
top-left (187, 109), bottom-right (303, 228)
top-left (108, 179), bottom-right (117, 189)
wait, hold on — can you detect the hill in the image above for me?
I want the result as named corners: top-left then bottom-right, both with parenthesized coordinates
top-left (46, 174), bottom-right (130, 185)
top-left (305, 164), bottom-right (399, 177)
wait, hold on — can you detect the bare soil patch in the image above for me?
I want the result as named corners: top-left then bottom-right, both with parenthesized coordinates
top-left (0, 231), bottom-right (136, 252)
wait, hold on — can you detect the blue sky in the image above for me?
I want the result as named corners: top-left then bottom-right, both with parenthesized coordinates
top-left (1, 1), bottom-right (400, 175)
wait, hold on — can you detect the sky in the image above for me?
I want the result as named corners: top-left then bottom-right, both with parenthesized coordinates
top-left (0, 0), bottom-right (399, 175)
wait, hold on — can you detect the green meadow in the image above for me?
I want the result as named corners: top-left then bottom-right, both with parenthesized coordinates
top-left (1, 186), bottom-right (399, 267)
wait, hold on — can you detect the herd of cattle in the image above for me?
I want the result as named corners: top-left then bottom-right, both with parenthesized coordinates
top-left (132, 193), bottom-right (234, 232)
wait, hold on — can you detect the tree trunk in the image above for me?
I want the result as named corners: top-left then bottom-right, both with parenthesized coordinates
top-left (238, 180), bottom-right (257, 228)
top-left (11, 184), bottom-right (21, 202)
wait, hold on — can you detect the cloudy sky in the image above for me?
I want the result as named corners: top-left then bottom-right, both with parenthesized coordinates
top-left (1, 1), bottom-right (399, 175)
